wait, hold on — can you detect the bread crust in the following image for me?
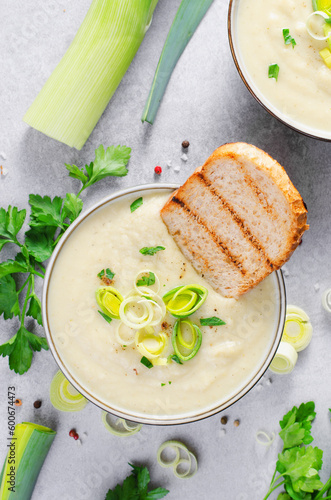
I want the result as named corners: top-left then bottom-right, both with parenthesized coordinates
top-left (161, 142), bottom-right (309, 297)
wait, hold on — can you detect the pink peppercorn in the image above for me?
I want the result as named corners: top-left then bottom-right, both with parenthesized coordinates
top-left (154, 166), bottom-right (162, 175)
top-left (73, 434), bottom-right (79, 440)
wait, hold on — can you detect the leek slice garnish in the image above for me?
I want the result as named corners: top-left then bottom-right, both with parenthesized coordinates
top-left (163, 284), bottom-right (208, 318)
top-left (322, 288), bottom-right (331, 313)
top-left (24, 0), bottom-right (159, 150)
top-left (142, 0), bottom-right (214, 124)
top-left (119, 294), bottom-right (165, 329)
top-left (157, 440), bottom-right (198, 479)
top-left (50, 370), bottom-right (88, 412)
top-left (102, 411), bottom-right (142, 437)
top-left (0, 423), bottom-right (56, 500)
top-left (135, 328), bottom-right (168, 359)
top-left (115, 322), bottom-right (136, 346)
top-left (269, 341), bottom-right (298, 374)
top-left (306, 10), bottom-right (330, 39)
top-left (172, 319), bottom-right (202, 362)
top-left (313, 0), bottom-right (331, 15)
top-left (282, 305), bottom-right (313, 352)
top-left (96, 286), bottom-right (123, 320)
top-left (177, 320), bottom-right (196, 350)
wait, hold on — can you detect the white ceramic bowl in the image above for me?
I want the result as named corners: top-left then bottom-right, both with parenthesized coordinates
top-left (228, 0), bottom-right (331, 141)
top-left (43, 184), bottom-right (286, 425)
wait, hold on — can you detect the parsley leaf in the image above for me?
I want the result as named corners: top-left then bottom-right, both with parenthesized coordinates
top-left (62, 193), bottom-right (83, 223)
top-left (105, 464), bottom-right (168, 500)
top-left (137, 272), bottom-right (155, 287)
top-left (130, 197), bottom-right (143, 213)
top-left (25, 226), bottom-right (56, 262)
top-left (268, 63), bottom-right (279, 81)
top-left (200, 316), bottom-right (226, 326)
top-left (0, 275), bottom-right (20, 320)
top-left (98, 268), bottom-right (115, 281)
top-left (0, 256), bottom-right (29, 279)
top-left (283, 28), bottom-right (296, 48)
top-left (0, 206), bottom-right (26, 249)
top-left (139, 246), bottom-right (165, 256)
top-left (279, 402), bottom-right (315, 449)
top-left (27, 293), bottom-right (43, 326)
top-left (277, 446), bottom-right (323, 494)
top-left (29, 194), bottom-right (65, 229)
top-left (66, 145), bottom-right (131, 195)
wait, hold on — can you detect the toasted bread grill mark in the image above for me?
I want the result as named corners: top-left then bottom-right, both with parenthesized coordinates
top-left (172, 196), bottom-right (247, 276)
top-left (197, 172), bottom-right (274, 270)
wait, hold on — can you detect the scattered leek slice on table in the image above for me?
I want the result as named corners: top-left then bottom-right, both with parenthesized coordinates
top-left (163, 284), bottom-right (208, 318)
top-left (157, 440), bottom-right (198, 479)
top-left (282, 305), bottom-right (313, 352)
top-left (50, 370), bottom-right (88, 412)
top-left (172, 319), bottom-right (202, 362)
top-left (141, 0), bottom-right (214, 124)
top-left (0, 423), bottom-right (56, 500)
top-left (24, 0), bottom-right (159, 149)
top-left (102, 411), bottom-right (142, 436)
top-left (269, 341), bottom-right (298, 374)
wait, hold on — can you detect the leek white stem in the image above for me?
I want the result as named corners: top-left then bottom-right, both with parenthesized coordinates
top-left (24, 0), bottom-right (159, 150)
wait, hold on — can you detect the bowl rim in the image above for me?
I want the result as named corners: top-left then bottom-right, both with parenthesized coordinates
top-left (42, 183), bottom-right (286, 425)
top-left (228, 0), bottom-right (331, 142)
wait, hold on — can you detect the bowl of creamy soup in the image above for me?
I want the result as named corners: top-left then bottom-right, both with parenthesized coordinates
top-left (228, 0), bottom-right (331, 140)
top-left (43, 185), bottom-right (286, 425)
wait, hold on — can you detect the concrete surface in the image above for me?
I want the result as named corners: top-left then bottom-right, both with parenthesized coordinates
top-left (1, 0), bottom-right (331, 499)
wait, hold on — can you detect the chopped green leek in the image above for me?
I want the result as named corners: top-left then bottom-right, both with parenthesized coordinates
top-left (163, 284), bottom-right (208, 318)
top-left (24, 0), bottom-right (160, 150)
top-left (50, 370), bottom-right (88, 412)
top-left (130, 197), bottom-right (143, 213)
top-left (140, 355), bottom-right (153, 368)
top-left (96, 286), bottom-right (123, 319)
top-left (283, 28), bottom-right (296, 47)
top-left (172, 319), bottom-right (202, 362)
top-left (142, 0), bottom-right (214, 124)
top-left (0, 423), bottom-right (56, 500)
top-left (268, 64), bottom-right (280, 81)
top-left (98, 310), bottom-right (112, 323)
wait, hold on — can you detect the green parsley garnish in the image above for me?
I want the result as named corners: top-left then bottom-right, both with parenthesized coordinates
top-left (98, 310), bottom-right (112, 323)
top-left (139, 246), bottom-right (165, 256)
top-left (105, 463), bottom-right (169, 500)
top-left (137, 271), bottom-right (155, 287)
top-left (268, 64), bottom-right (279, 81)
top-left (140, 356), bottom-right (153, 369)
top-left (168, 354), bottom-right (183, 365)
top-left (97, 268), bottom-right (115, 280)
top-left (168, 381), bottom-right (171, 385)
top-left (200, 316), bottom-right (226, 326)
top-left (161, 383), bottom-right (166, 387)
top-left (0, 144), bottom-right (130, 375)
top-left (283, 28), bottom-right (296, 48)
top-left (130, 197), bottom-right (143, 213)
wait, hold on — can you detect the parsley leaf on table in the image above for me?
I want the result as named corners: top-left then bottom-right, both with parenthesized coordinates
top-left (105, 464), bottom-right (168, 500)
top-left (66, 144), bottom-right (131, 195)
top-left (0, 144), bottom-right (131, 375)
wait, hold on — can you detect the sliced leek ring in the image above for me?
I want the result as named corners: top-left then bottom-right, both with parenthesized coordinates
top-left (163, 284), bottom-right (208, 318)
top-left (269, 341), bottom-right (298, 374)
top-left (102, 411), bottom-right (142, 437)
top-left (282, 305), bottom-right (313, 352)
top-left (157, 440), bottom-right (198, 479)
top-left (135, 328), bottom-right (168, 359)
top-left (50, 370), bottom-right (88, 412)
top-left (172, 319), bottom-right (202, 362)
top-left (322, 288), bottom-right (331, 313)
top-left (96, 286), bottom-right (123, 319)
top-left (306, 11), bottom-right (329, 40)
top-left (115, 322), bottom-right (136, 346)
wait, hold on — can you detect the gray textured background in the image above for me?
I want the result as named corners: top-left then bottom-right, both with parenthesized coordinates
top-left (1, 0), bottom-right (331, 499)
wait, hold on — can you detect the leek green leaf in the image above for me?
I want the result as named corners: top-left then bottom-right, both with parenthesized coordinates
top-left (130, 197), bottom-right (143, 213)
top-left (142, 0), bottom-right (214, 124)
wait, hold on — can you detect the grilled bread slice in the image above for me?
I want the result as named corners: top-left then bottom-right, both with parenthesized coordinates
top-left (161, 142), bottom-right (308, 298)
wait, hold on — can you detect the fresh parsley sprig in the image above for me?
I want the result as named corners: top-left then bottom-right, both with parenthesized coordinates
top-left (0, 144), bottom-right (131, 375)
top-left (105, 463), bottom-right (169, 500)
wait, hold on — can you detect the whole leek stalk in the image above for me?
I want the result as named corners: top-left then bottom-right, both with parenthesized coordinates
top-left (24, 0), bottom-right (159, 150)
top-left (142, 0), bottom-right (214, 124)
top-left (0, 423), bottom-right (56, 500)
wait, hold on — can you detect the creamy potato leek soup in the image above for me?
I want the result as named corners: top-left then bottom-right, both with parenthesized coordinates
top-left (236, 0), bottom-right (331, 134)
top-left (47, 190), bottom-right (280, 417)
